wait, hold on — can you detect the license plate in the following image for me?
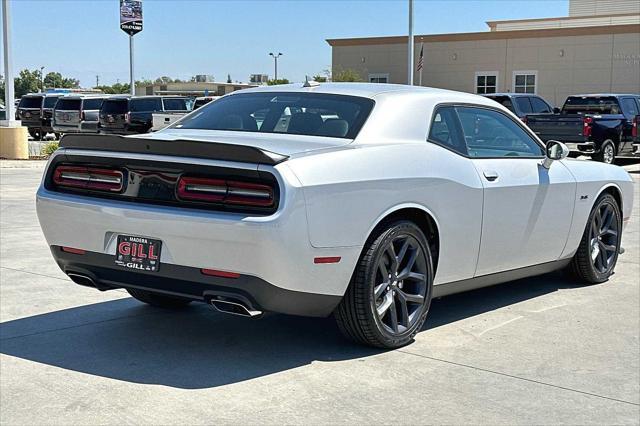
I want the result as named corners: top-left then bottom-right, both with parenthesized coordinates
top-left (107, 115), bottom-right (115, 123)
top-left (115, 235), bottom-right (162, 272)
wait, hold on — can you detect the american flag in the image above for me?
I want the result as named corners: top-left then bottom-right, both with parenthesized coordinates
top-left (417, 43), bottom-right (424, 71)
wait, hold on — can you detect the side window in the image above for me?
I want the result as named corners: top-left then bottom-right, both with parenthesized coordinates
top-left (455, 106), bottom-right (544, 158)
top-left (530, 96), bottom-right (552, 113)
top-left (620, 98), bottom-right (639, 118)
top-left (514, 97), bottom-right (533, 115)
top-left (427, 106), bottom-right (467, 155)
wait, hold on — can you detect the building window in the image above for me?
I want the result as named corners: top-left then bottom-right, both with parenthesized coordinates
top-left (368, 73), bottom-right (389, 84)
top-left (475, 72), bottom-right (498, 94)
top-left (513, 71), bottom-right (537, 94)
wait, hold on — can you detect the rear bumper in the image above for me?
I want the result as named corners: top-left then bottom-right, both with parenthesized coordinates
top-left (36, 169), bottom-right (361, 310)
top-left (52, 246), bottom-right (341, 317)
top-left (52, 123), bottom-right (81, 133)
top-left (565, 141), bottom-right (597, 154)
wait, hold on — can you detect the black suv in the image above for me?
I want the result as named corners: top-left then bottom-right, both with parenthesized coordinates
top-left (98, 96), bottom-right (189, 135)
top-left (16, 93), bottom-right (65, 139)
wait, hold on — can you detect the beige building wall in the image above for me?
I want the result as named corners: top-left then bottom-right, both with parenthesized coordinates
top-left (569, 0), bottom-right (640, 16)
top-left (330, 26), bottom-right (640, 107)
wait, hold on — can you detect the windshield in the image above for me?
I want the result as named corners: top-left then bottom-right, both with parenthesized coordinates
top-left (101, 99), bottom-right (128, 114)
top-left (55, 99), bottom-right (81, 110)
top-left (562, 96), bottom-right (620, 115)
top-left (130, 98), bottom-right (161, 112)
top-left (43, 96), bottom-right (61, 108)
top-left (163, 98), bottom-right (189, 111)
top-left (172, 92), bottom-right (375, 139)
top-left (485, 96), bottom-right (514, 113)
top-left (82, 98), bottom-right (105, 110)
top-left (19, 96), bottom-right (43, 109)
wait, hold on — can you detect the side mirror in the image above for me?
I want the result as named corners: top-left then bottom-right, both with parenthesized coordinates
top-left (542, 140), bottom-right (569, 169)
top-left (553, 107), bottom-right (561, 114)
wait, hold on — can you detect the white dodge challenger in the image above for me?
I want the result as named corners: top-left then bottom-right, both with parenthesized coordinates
top-left (36, 83), bottom-right (634, 348)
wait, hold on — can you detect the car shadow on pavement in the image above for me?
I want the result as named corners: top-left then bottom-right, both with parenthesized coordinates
top-left (0, 271), bottom-right (583, 389)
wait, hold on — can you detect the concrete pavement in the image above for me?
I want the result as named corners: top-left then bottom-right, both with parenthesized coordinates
top-left (1, 160), bottom-right (639, 425)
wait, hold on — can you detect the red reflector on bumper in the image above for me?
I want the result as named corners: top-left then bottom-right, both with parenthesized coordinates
top-left (201, 268), bottom-right (240, 279)
top-left (314, 256), bottom-right (341, 264)
top-left (61, 246), bottom-right (86, 255)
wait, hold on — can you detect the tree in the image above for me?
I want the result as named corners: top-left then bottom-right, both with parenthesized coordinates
top-left (267, 78), bottom-right (290, 86)
top-left (14, 69), bottom-right (42, 98)
top-left (154, 76), bottom-right (174, 84)
top-left (227, 74), bottom-right (232, 84)
top-left (312, 75), bottom-right (327, 82)
top-left (43, 72), bottom-right (79, 89)
top-left (95, 82), bottom-right (130, 94)
top-left (332, 68), bottom-right (363, 82)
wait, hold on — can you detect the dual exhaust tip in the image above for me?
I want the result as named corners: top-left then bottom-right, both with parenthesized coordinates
top-left (67, 272), bottom-right (263, 318)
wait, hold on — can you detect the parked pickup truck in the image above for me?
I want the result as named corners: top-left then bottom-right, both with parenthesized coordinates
top-left (525, 94), bottom-right (640, 164)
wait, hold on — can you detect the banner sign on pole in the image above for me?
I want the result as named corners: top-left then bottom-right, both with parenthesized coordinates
top-left (120, 0), bottom-right (143, 36)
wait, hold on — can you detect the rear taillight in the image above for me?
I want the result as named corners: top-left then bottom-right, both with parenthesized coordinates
top-left (53, 165), bottom-right (124, 192)
top-left (633, 116), bottom-right (638, 138)
top-left (177, 176), bottom-right (274, 207)
top-left (81, 111), bottom-right (85, 121)
top-left (124, 112), bottom-right (130, 123)
top-left (583, 116), bottom-right (593, 138)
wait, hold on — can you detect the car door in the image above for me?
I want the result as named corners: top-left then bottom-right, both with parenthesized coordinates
top-left (619, 97), bottom-right (640, 154)
top-left (455, 105), bottom-right (576, 276)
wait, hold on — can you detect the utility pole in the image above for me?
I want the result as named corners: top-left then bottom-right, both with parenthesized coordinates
top-left (269, 52), bottom-right (282, 81)
top-left (407, 0), bottom-right (414, 85)
top-left (2, 0), bottom-right (16, 124)
top-left (96, 75), bottom-right (99, 88)
top-left (129, 35), bottom-right (135, 95)
top-left (40, 66), bottom-right (45, 92)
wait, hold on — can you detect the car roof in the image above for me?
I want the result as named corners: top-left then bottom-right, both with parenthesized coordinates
top-left (232, 82), bottom-right (492, 103)
top-left (569, 94), bottom-right (639, 98)
top-left (483, 93), bottom-right (541, 98)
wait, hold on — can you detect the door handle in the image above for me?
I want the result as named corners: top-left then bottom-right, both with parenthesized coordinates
top-left (483, 170), bottom-right (499, 181)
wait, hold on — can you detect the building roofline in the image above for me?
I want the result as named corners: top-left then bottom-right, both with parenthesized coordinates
top-left (485, 11), bottom-right (640, 29)
top-left (325, 23), bottom-right (640, 46)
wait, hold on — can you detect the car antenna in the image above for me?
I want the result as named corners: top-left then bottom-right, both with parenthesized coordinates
top-left (302, 76), bottom-right (320, 88)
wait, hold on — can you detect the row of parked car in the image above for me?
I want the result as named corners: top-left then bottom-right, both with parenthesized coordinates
top-left (15, 93), bottom-right (219, 140)
top-left (484, 92), bottom-right (640, 164)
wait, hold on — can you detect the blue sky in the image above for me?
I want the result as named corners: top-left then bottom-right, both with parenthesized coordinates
top-left (1, 0), bottom-right (568, 87)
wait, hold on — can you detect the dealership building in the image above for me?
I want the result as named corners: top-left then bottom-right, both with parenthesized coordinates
top-left (327, 0), bottom-right (639, 106)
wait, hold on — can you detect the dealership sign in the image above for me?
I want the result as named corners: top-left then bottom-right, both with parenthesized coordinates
top-left (120, 0), bottom-right (143, 35)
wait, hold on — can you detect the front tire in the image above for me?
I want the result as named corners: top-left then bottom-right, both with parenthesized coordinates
top-left (568, 193), bottom-right (621, 284)
top-left (334, 220), bottom-right (434, 348)
top-left (127, 288), bottom-right (192, 309)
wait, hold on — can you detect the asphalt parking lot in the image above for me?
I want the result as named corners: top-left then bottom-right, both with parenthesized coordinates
top-left (1, 159), bottom-right (639, 425)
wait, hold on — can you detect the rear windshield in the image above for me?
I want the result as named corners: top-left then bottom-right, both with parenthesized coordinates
top-left (193, 98), bottom-right (213, 109)
top-left (130, 98), bottom-right (161, 112)
top-left (19, 96), bottom-right (43, 109)
top-left (55, 99), bottom-right (81, 110)
top-left (162, 98), bottom-right (189, 111)
top-left (82, 98), bottom-right (105, 110)
top-left (562, 96), bottom-right (620, 115)
top-left (43, 96), bottom-right (61, 108)
top-left (101, 99), bottom-right (128, 114)
top-left (485, 96), bottom-right (514, 113)
top-left (172, 92), bottom-right (375, 139)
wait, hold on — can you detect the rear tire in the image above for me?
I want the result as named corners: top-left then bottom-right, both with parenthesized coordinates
top-left (592, 140), bottom-right (616, 164)
top-left (127, 288), bottom-right (192, 309)
top-left (334, 220), bottom-right (434, 348)
top-left (28, 128), bottom-right (42, 141)
top-left (567, 193), bottom-right (621, 284)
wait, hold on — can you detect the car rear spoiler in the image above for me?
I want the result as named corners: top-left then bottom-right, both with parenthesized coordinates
top-left (58, 134), bottom-right (289, 166)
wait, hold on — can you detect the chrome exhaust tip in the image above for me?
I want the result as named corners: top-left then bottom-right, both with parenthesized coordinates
top-left (67, 272), bottom-right (97, 288)
top-left (209, 297), bottom-right (263, 318)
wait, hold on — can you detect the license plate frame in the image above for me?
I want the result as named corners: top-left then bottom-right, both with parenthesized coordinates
top-left (115, 235), bottom-right (162, 272)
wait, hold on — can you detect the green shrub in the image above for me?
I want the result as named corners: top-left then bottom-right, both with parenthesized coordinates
top-left (42, 141), bottom-right (59, 157)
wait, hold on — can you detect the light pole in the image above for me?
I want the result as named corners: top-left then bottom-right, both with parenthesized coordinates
top-left (269, 52), bottom-right (282, 81)
top-left (40, 66), bottom-right (45, 92)
top-left (2, 0), bottom-right (17, 124)
top-left (407, 0), bottom-right (414, 85)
